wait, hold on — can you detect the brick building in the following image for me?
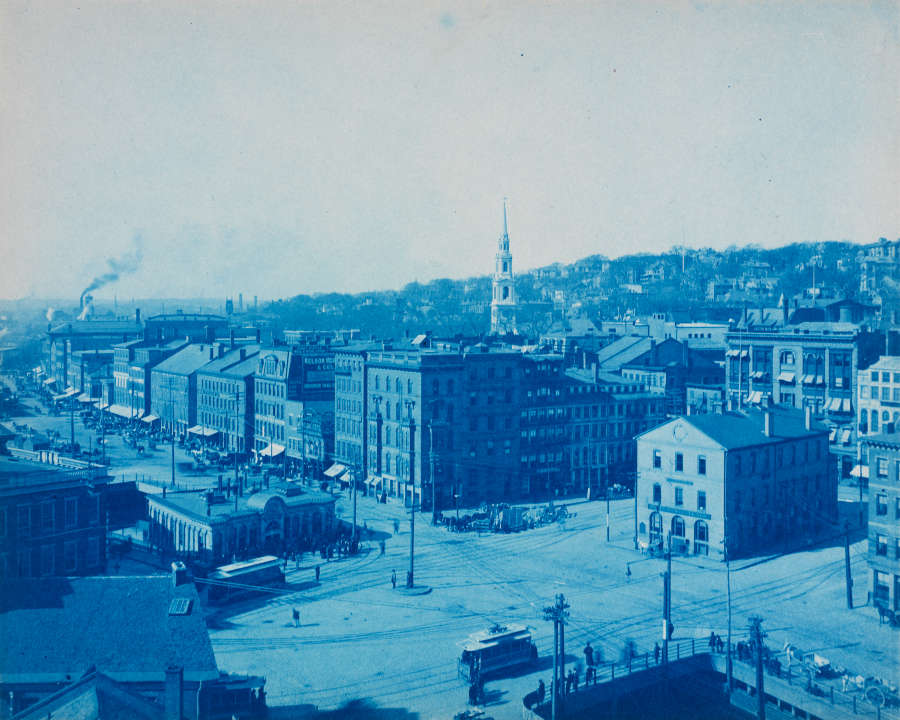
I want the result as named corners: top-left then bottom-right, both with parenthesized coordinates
top-left (0, 458), bottom-right (107, 578)
top-left (862, 431), bottom-right (900, 613)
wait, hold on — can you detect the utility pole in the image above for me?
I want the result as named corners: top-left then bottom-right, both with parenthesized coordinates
top-left (429, 420), bottom-right (438, 525)
top-left (543, 593), bottom-right (570, 720)
top-left (844, 522), bottom-right (853, 609)
top-left (69, 399), bottom-right (75, 449)
top-left (351, 459), bottom-right (359, 543)
top-left (407, 497), bottom-right (416, 587)
top-left (606, 491), bottom-right (611, 542)
top-left (748, 615), bottom-right (767, 720)
top-left (633, 472), bottom-right (639, 549)
top-left (662, 532), bottom-right (672, 664)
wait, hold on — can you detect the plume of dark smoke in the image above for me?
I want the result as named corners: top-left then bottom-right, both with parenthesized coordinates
top-left (80, 236), bottom-right (144, 307)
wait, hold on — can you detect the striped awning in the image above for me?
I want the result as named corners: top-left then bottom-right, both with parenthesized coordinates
top-left (141, 414), bottom-right (160, 424)
top-left (849, 464), bottom-right (869, 479)
top-left (187, 425), bottom-right (218, 438)
top-left (108, 404), bottom-right (136, 418)
top-left (777, 372), bottom-right (795, 383)
top-left (323, 462), bottom-right (348, 478)
top-left (256, 443), bottom-right (285, 458)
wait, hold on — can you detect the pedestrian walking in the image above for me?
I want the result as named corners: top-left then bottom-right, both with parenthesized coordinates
top-left (391, 569), bottom-right (397, 589)
top-left (380, 540), bottom-right (385, 556)
top-left (406, 570), bottom-right (412, 587)
top-left (573, 669), bottom-right (579, 692)
top-left (315, 565), bottom-right (321, 582)
top-left (292, 608), bottom-right (300, 627)
top-left (709, 631), bottom-right (717, 650)
top-left (654, 642), bottom-right (660, 664)
top-left (393, 519), bottom-right (399, 534)
top-left (537, 679), bottom-right (545, 704)
top-left (626, 563), bottom-right (632, 580)
top-left (584, 642), bottom-right (594, 667)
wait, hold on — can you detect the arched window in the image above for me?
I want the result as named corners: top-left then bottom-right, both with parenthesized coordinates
top-left (779, 351), bottom-right (795, 366)
top-left (502, 286), bottom-right (510, 300)
top-left (395, 378), bottom-right (401, 393)
top-left (385, 453), bottom-right (392, 474)
top-left (385, 403), bottom-right (391, 420)
top-left (385, 427), bottom-right (391, 445)
top-left (872, 412), bottom-right (879, 432)
top-left (671, 516), bottom-right (685, 537)
top-left (408, 379), bottom-right (413, 394)
top-left (694, 520), bottom-right (708, 543)
top-left (375, 375), bottom-right (380, 391)
top-left (396, 401), bottom-right (402, 419)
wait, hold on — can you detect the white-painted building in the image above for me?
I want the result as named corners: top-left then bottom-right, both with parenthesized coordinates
top-left (636, 407), bottom-right (834, 559)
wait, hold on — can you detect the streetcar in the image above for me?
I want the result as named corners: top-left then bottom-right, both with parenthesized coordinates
top-left (206, 555), bottom-right (284, 604)
top-left (458, 624), bottom-right (537, 681)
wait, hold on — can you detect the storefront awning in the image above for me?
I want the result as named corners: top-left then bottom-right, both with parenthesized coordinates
top-left (840, 429), bottom-right (852, 445)
top-left (141, 414), bottom-right (160, 423)
top-left (32, 366), bottom-right (43, 375)
top-left (52, 388), bottom-right (79, 401)
top-left (849, 464), bottom-right (869, 479)
top-left (726, 349), bottom-right (739, 357)
top-left (256, 443), bottom-right (285, 458)
top-left (187, 425), bottom-right (219, 438)
top-left (841, 398), bottom-right (852, 413)
top-left (323, 462), bottom-right (347, 478)
top-left (750, 371), bottom-right (766, 380)
top-left (108, 404), bottom-right (136, 419)
top-left (829, 428), bottom-right (837, 442)
top-left (776, 372), bottom-right (795, 383)
top-left (94, 401), bottom-right (109, 410)
top-left (43, 378), bottom-right (56, 386)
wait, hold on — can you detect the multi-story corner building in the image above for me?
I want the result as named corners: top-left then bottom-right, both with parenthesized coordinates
top-left (862, 432), bottom-right (900, 612)
top-left (518, 353), bottom-right (572, 500)
top-left (333, 342), bottom-right (383, 480)
top-left (111, 339), bottom-right (188, 421)
top-left (150, 344), bottom-right (220, 438)
top-left (857, 356), bottom-right (900, 437)
top-left (196, 345), bottom-right (260, 456)
top-left (253, 345), bottom-right (335, 462)
top-left (45, 315), bottom-right (142, 389)
top-left (724, 322), bottom-right (884, 424)
top-left (0, 458), bottom-right (107, 578)
top-left (365, 349), bottom-right (465, 508)
top-left (285, 399), bottom-right (334, 480)
top-left (566, 368), bottom-right (666, 496)
top-left (636, 407), bottom-right (834, 559)
top-left (490, 200), bottom-right (517, 335)
top-left (457, 345), bottom-right (521, 505)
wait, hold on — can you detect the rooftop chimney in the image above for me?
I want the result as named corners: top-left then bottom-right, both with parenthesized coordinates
top-left (165, 666), bottom-right (184, 720)
top-left (804, 405), bottom-right (812, 431)
top-left (764, 410), bottom-right (774, 437)
top-left (135, 308), bottom-right (141, 325)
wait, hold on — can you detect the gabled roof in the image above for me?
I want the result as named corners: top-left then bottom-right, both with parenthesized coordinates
top-left (152, 344), bottom-right (219, 376)
top-left (644, 408), bottom-right (828, 450)
top-left (13, 670), bottom-right (164, 720)
top-left (595, 336), bottom-right (652, 370)
top-left (0, 576), bottom-right (218, 682)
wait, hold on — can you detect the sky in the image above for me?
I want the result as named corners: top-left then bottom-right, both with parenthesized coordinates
top-left (1, 0), bottom-right (898, 302)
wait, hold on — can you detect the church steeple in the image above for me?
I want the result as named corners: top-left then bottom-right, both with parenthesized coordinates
top-left (490, 198), bottom-right (517, 335)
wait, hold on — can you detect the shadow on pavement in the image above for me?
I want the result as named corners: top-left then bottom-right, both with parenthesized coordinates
top-left (268, 699), bottom-right (419, 719)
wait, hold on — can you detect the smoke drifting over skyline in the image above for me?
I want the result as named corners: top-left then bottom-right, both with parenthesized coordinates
top-left (79, 236), bottom-right (144, 308)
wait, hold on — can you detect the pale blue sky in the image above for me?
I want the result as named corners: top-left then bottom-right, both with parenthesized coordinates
top-left (2, 0), bottom-right (898, 301)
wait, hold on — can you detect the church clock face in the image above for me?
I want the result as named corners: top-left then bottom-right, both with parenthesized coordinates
top-left (672, 423), bottom-right (687, 442)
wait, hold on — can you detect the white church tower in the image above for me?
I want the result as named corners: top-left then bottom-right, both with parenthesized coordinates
top-left (490, 198), bottom-right (517, 335)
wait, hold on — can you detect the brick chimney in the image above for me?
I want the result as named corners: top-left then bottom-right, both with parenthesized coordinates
top-left (165, 666), bottom-right (183, 720)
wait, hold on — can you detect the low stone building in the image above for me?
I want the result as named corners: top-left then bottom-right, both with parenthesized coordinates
top-left (147, 481), bottom-right (336, 562)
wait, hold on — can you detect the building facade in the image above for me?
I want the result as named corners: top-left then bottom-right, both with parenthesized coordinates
top-left (150, 344), bottom-right (219, 438)
top-left (147, 482), bottom-right (336, 561)
top-left (862, 432), bottom-right (900, 612)
top-left (724, 323), bottom-right (883, 425)
top-left (857, 356), bottom-right (900, 437)
top-left (636, 408), bottom-right (834, 559)
top-left (196, 345), bottom-right (260, 455)
top-left (0, 459), bottom-right (107, 578)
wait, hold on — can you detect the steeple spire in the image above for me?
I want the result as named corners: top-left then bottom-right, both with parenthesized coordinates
top-left (502, 197), bottom-right (509, 239)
